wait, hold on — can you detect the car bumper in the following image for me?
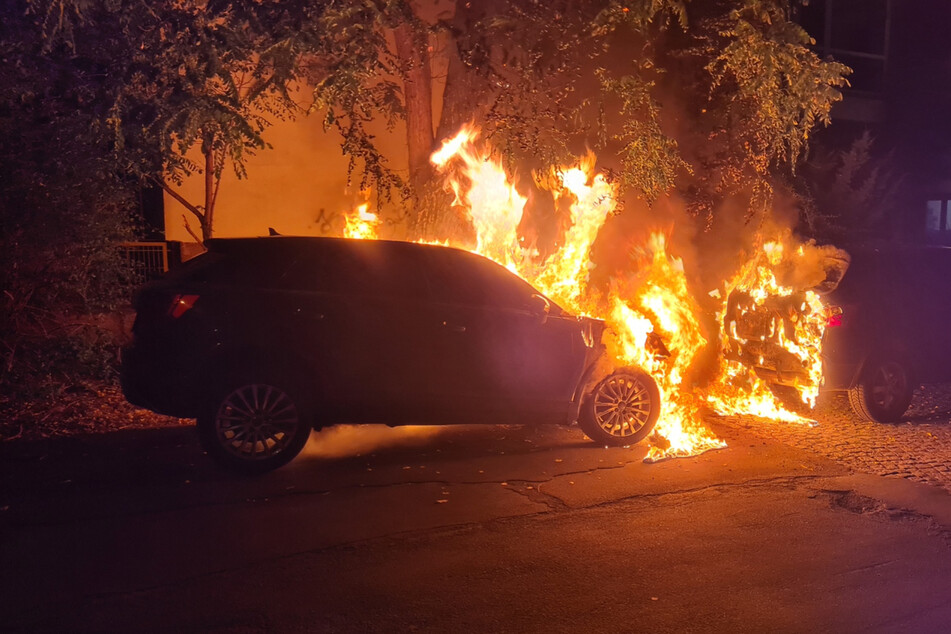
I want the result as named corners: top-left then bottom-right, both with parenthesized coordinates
top-left (821, 358), bottom-right (862, 391)
top-left (120, 343), bottom-right (201, 418)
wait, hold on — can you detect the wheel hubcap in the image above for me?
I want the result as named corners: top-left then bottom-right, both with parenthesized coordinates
top-left (215, 384), bottom-right (300, 460)
top-left (593, 375), bottom-right (653, 437)
top-left (869, 362), bottom-right (907, 409)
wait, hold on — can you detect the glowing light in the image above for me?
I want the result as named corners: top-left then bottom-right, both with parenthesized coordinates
top-left (344, 203), bottom-right (380, 240)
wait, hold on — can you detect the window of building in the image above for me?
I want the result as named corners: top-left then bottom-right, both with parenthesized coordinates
top-left (926, 200), bottom-right (942, 232)
top-left (924, 200), bottom-right (951, 233)
top-left (795, 0), bottom-right (890, 94)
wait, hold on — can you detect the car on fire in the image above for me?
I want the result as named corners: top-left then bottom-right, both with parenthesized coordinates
top-left (121, 236), bottom-right (661, 473)
top-left (724, 244), bottom-right (951, 423)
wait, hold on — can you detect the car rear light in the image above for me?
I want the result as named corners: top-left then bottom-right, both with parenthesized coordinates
top-left (825, 305), bottom-right (843, 328)
top-left (167, 294), bottom-right (200, 319)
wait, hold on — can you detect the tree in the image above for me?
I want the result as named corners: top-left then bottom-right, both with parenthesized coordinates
top-left (12, 0), bottom-right (849, 242)
top-left (0, 3), bottom-right (138, 396)
top-left (306, 0), bottom-right (849, 238)
top-left (797, 132), bottom-right (903, 243)
top-left (25, 0), bottom-right (336, 242)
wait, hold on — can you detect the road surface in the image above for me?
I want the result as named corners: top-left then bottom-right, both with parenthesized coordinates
top-left (3, 405), bottom-right (951, 632)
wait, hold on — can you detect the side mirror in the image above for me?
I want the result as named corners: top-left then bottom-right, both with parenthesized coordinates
top-left (529, 293), bottom-right (551, 324)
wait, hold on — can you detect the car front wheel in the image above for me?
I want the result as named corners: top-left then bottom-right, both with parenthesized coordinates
top-left (198, 375), bottom-right (312, 474)
top-left (848, 357), bottom-right (914, 423)
top-left (579, 369), bottom-right (661, 446)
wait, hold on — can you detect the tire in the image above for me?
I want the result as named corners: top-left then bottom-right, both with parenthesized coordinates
top-left (847, 357), bottom-right (913, 423)
top-left (197, 372), bottom-right (312, 474)
top-left (579, 369), bottom-right (661, 446)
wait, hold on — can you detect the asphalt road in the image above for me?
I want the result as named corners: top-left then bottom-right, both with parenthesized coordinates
top-left (3, 410), bottom-right (951, 632)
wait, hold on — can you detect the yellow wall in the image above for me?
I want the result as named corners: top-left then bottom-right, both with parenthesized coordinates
top-left (163, 111), bottom-right (410, 242)
top-left (164, 0), bottom-right (456, 244)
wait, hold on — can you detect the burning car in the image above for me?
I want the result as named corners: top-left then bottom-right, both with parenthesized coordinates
top-left (121, 236), bottom-right (661, 473)
top-left (721, 243), bottom-right (951, 423)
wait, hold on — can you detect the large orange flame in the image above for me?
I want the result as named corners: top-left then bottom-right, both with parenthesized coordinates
top-left (429, 128), bottom-right (736, 459)
top-left (431, 125), bottom-right (526, 271)
top-left (607, 234), bottom-right (727, 460)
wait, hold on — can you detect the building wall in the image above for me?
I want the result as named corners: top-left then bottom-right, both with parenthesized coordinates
top-left (163, 0), bottom-right (456, 244)
top-left (163, 105), bottom-right (410, 243)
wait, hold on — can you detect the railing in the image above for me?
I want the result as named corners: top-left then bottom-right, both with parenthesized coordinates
top-left (120, 242), bottom-right (170, 283)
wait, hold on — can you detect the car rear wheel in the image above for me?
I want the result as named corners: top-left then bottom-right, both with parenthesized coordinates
top-left (848, 357), bottom-right (913, 423)
top-left (580, 369), bottom-right (661, 446)
top-left (198, 375), bottom-right (312, 474)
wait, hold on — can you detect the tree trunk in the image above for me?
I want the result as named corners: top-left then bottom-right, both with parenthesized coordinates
top-left (393, 22), bottom-right (435, 194)
top-left (201, 134), bottom-right (217, 242)
top-left (434, 0), bottom-right (496, 142)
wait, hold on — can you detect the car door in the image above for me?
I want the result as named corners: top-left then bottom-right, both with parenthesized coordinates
top-left (279, 242), bottom-right (436, 423)
top-left (421, 249), bottom-right (588, 423)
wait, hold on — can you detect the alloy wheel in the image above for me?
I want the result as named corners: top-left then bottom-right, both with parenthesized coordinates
top-left (215, 383), bottom-right (301, 460)
top-left (868, 361), bottom-right (908, 410)
top-left (593, 373), bottom-right (655, 438)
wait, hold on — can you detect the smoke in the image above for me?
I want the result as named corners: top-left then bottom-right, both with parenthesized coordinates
top-left (301, 425), bottom-right (450, 459)
top-left (774, 239), bottom-right (851, 293)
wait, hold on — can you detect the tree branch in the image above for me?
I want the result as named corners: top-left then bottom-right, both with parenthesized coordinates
top-left (181, 214), bottom-right (203, 244)
top-left (155, 178), bottom-right (204, 221)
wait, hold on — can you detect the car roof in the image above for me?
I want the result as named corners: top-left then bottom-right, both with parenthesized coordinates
top-left (201, 235), bottom-right (532, 287)
top-left (205, 235), bottom-right (462, 257)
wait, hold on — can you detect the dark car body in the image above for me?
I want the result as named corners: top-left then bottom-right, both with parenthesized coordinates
top-left (817, 245), bottom-right (951, 420)
top-left (821, 246), bottom-right (951, 388)
top-left (122, 237), bottom-right (660, 471)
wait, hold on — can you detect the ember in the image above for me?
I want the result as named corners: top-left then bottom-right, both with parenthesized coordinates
top-left (348, 126), bottom-right (831, 459)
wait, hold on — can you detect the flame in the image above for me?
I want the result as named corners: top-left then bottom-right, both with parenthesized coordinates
top-left (342, 126), bottom-right (830, 460)
top-left (429, 128), bottom-right (734, 459)
top-left (431, 126), bottom-right (526, 271)
top-left (344, 203), bottom-right (380, 240)
top-left (606, 234), bottom-right (726, 460)
top-left (708, 236), bottom-right (829, 423)
top-left (531, 158), bottom-right (616, 311)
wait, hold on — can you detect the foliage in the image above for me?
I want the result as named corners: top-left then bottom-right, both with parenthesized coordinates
top-left (0, 382), bottom-right (189, 441)
top-left (302, 0), bottom-right (849, 225)
top-left (797, 132), bottom-right (903, 242)
top-left (305, 0), bottom-right (411, 198)
top-left (697, 0), bottom-right (851, 217)
top-left (0, 2), bottom-right (139, 404)
top-left (0, 169), bottom-right (137, 404)
top-left (453, 0), bottom-right (692, 200)
top-left (9, 0), bottom-right (850, 237)
top-left (24, 0), bottom-right (337, 240)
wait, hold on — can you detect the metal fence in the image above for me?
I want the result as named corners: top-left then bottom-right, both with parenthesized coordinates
top-left (120, 242), bottom-right (169, 283)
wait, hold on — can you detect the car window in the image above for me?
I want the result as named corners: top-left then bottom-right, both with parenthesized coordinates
top-left (832, 248), bottom-right (951, 309)
top-left (168, 250), bottom-right (298, 288)
top-left (282, 243), bottom-right (429, 299)
top-left (422, 249), bottom-right (549, 310)
top-left (162, 251), bottom-right (223, 283)
top-left (829, 251), bottom-right (884, 302)
top-left (909, 249), bottom-right (951, 307)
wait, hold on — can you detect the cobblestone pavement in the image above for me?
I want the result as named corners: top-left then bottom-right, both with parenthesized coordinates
top-left (722, 384), bottom-right (951, 493)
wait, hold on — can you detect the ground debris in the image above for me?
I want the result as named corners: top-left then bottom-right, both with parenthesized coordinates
top-left (0, 380), bottom-right (189, 442)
